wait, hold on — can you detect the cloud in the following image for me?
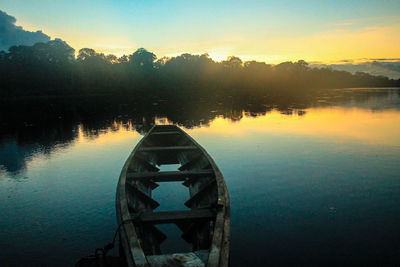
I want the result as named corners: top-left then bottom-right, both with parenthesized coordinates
top-left (0, 9), bottom-right (50, 51)
top-left (369, 58), bottom-right (400, 61)
top-left (371, 61), bottom-right (400, 73)
top-left (311, 59), bottom-right (400, 79)
top-left (337, 59), bottom-right (354, 63)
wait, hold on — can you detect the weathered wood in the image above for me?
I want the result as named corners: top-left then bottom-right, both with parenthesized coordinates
top-left (133, 155), bottom-right (159, 172)
top-left (127, 170), bottom-right (214, 182)
top-left (139, 180), bottom-right (159, 190)
top-left (179, 128), bottom-right (230, 267)
top-left (179, 153), bottom-right (204, 171)
top-left (126, 183), bottom-right (160, 210)
top-left (182, 172), bottom-right (211, 187)
top-left (139, 209), bottom-right (215, 224)
top-left (150, 131), bottom-right (181, 136)
top-left (116, 128), bottom-right (151, 267)
top-left (138, 146), bottom-right (198, 152)
top-left (185, 179), bottom-right (216, 208)
top-left (140, 224), bottom-right (166, 255)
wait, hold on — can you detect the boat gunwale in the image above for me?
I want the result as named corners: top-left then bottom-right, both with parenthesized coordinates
top-left (116, 127), bottom-right (154, 267)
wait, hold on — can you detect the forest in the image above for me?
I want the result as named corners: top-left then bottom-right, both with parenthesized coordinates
top-left (1, 39), bottom-right (400, 127)
top-left (1, 39), bottom-right (399, 100)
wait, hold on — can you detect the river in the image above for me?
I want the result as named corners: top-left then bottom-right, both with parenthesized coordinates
top-left (1, 88), bottom-right (400, 266)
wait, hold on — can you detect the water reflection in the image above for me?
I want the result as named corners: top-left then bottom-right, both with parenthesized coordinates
top-left (1, 88), bottom-right (400, 266)
top-left (198, 108), bottom-right (400, 146)
top-left (0, 88), bottom-right (399, 176)
top-left (0, 123), bottom-right (78, 175)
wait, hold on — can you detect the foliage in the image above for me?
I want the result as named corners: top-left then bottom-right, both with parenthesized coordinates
top-left (1, 40), bottom-right (399, 99)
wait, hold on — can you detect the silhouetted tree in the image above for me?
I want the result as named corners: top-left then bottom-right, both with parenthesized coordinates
top-left (129, 48), bottom-right (156, 69)
top-left (0, 39), bottom-right (399, 100)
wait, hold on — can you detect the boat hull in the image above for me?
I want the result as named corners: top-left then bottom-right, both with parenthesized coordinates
top-left (116, 125), bottom-right (230, 267)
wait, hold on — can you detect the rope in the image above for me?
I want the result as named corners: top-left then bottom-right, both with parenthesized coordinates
top-left (75, 215), bottom-right (142, 267)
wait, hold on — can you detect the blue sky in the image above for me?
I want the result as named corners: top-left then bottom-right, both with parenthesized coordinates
top-left (1, 0), bottom-right (399, 62)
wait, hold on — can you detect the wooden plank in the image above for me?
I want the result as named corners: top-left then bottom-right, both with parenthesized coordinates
top-left (185, 179), bottom-right (216, 208)
top-left (133, 154), bottom-right (159, 172)
top-left (139, 209), bottom-right (215, 224)
top-left (138, 146), bottom-right (198, 152)
top-left (179, 153), bottom-right (204, 171)
top-left (141, 224), bottom-right (167, 254)
top-left (127, 183), bottom-right (160, 210)
top-left (207, 212), bottom-right (224, 266)
top-left (127, 170), bottom-right (214, 182)
top-left (150, 131), bottom-right (181, 136)
top-left (182, 170), bottom-right (212, 187)
top-left (126, 177), bottom-right (155, 197)
top-left (137, 179), bottom-right (159, 190)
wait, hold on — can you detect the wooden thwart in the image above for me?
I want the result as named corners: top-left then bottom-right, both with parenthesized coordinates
top-left (139, 209), bottom-right (215, 224)
top-left (138, 146), bottom-right (198, 152)
top-left (127, 170), bottom-right (214, 182)
top-left (150, 131), bottom-right (181, 136)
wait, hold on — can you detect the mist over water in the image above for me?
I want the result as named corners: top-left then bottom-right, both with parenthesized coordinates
top-left (1, 88), bottom-right (400, 266)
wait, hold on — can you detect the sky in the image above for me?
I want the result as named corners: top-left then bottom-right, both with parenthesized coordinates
top-left (1, 0), bottom-right (400, 64)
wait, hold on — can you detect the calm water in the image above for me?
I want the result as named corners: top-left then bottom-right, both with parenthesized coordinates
top-left (1, 88), bottom-right (400, 266)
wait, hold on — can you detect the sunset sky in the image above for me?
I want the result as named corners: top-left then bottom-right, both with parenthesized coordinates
top-left (1, 0), bottom-right (400, 63)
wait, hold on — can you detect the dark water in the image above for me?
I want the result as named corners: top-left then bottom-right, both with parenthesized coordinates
top-left (1, 88), bottom-right (400, 266)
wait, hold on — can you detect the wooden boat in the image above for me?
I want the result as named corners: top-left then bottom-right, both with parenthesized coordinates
top-left (116, 125), bottom-right (230, 267)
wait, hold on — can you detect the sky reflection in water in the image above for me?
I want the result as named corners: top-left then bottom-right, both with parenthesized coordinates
top-left (0, 89), bottom-right (400, 266)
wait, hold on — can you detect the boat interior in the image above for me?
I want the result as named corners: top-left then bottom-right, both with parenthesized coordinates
top-left (124, 125), bottom-right (219, 263)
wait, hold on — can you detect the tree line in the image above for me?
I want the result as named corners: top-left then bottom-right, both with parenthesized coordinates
top-left (0, 39), bottom-right (399, 99)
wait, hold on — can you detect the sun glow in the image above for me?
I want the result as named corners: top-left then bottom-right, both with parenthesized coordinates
top-left (2, 0), bottom-right (399, 65)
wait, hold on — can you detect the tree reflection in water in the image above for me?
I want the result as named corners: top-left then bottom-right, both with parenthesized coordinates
top-left (0, 88), bottom-right (399, 176)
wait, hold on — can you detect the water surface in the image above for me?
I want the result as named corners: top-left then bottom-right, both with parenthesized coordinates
top-left (1, 88), bottom-right (400, 266)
